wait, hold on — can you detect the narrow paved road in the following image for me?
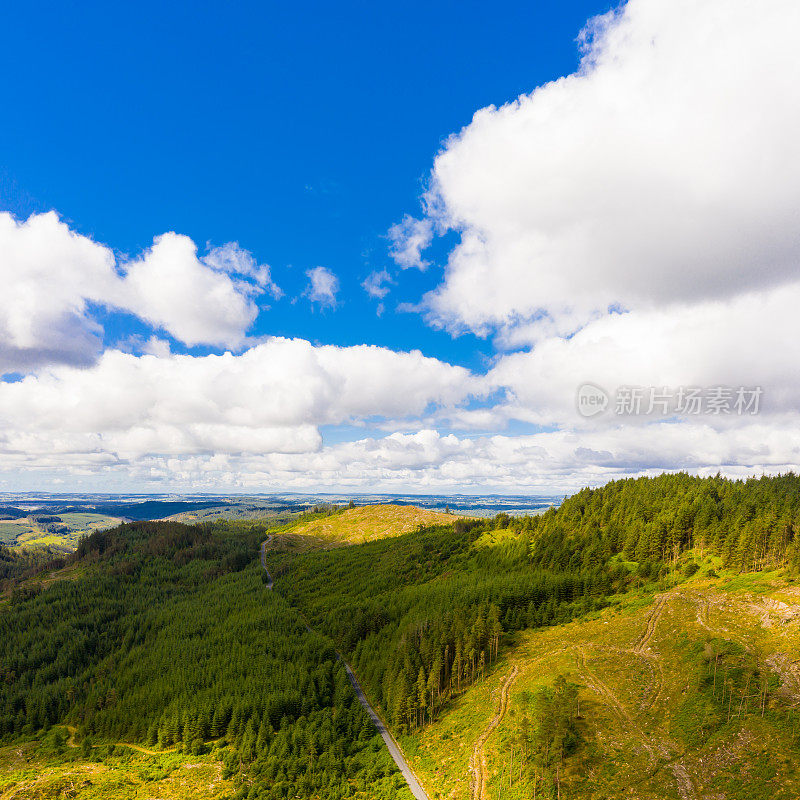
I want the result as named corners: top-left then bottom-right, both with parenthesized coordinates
top-left (341, 661), bottom-right (429, 800)
top-left (260, 537), bottom-right (429, 800)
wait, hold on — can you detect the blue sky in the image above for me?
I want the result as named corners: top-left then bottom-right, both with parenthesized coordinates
top-left (0, 0), bottom-right (607, 369)
top-left (0, 0), bottom-right (798, 493)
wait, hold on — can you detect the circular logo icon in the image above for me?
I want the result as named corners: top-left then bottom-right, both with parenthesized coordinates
top-left (576, 383), bottom-right (609, 417)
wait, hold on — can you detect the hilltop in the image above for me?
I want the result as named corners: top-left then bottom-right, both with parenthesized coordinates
top-left (270, 503), bottom-right (461, 549)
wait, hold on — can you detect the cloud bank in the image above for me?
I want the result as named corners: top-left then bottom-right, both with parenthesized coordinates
top-left (2, 0), bottom-right (799, 492)
top-left (0, 339), bottom-right (474, 461)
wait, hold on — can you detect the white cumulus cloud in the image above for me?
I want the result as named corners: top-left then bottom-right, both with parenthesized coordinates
top-left (0, 212), bottom-right (273, 370)
top-left (486, 279), bottom-right (800, 427)
top-left (304, 266), bottom-right (340, 308)
top-left (388, 215), bottom-right (433, 270)
top-left (203, 241), bottom-right (282, 297)
top-left (362, 269), bottom-right (393, 299)
top-left (0, 211), bottom-right (117, 371)
top-left (119, 233), bottom-right (259, 348)
top-left (418, 0), bottom-right (800, 337)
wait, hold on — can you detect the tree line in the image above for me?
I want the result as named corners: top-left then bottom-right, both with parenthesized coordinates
top-left (269, 472), bottom-right (800, 737)
top-left (0, 520), bottom-right (412, 799)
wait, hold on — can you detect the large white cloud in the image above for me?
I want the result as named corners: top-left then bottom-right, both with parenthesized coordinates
top-left (486, 278), bottom-right (800, 427)
top-left (119, 233), bottom-right (259, 347)
top-left (0, 338), bottom-right (474, 461)
top-left (415, 0), bottom-right (800, 337)
top-left (0, 212), bottom-right (117, 371)
top-left (0, 212), bottom-right (272, 370)
top-left (3, 423), bottom-right (799, 494)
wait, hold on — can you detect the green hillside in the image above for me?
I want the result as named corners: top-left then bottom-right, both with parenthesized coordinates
top-left (266, 473), bottom-right (800, 799)
top-left (3, 477), bottom-right (800, 799)
top-left (0, 512), bottom-right (122, 550)
top-left (0, 520), bottom-right (412, 800)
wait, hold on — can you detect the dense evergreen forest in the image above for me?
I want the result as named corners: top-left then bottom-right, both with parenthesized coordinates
top-left (0, 543), bottom-right (61, 585)
top-left (530, 472), bottom-right (800, 573)
top-left (269, 473), bottom-right (800, 735)
top-left (0, 522), bottom-right (411, 799)
top-left (2, 472), bottom-right (799, 798)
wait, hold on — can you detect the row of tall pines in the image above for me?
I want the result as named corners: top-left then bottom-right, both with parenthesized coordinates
top-left (528, 472), bottom-right (800, 573)
top-left (272, 472), bottom-right (800, 735)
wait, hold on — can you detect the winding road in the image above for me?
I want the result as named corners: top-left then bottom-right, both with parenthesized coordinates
top-left (260, 537), bottom-right (429, 800)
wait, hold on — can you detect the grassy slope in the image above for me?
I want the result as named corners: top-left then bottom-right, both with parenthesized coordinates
top-left (410, 565), bottom-right (800, 800)
top-left (0, 737), bottom-right (235, 800)
top-left (281, 504), bottom-right (461, 547)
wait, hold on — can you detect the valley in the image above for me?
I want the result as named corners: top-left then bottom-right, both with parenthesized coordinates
top-left (2, 475), bottom-right (800, 799)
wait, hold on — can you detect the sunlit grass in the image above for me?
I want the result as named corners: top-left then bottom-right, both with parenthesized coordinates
top-left (410, 572), bottom-right (800, 800)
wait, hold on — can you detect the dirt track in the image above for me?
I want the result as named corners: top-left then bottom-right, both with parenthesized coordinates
top-left (633, 595), bottom-right (667, 654)
top-left (65, 725), bottom-right (178, 755)
top-left (574, 598), bottom-right (698, 800)
top-left (469, 664), bottom-right (519, 800)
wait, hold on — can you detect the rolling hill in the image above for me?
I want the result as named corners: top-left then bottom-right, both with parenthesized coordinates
top-left (267, 503), bottom-right (462, 550)
top-left (3, 477), bottom-right (800, 799)
top-left (0, 512), bottom-right (123, 550)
